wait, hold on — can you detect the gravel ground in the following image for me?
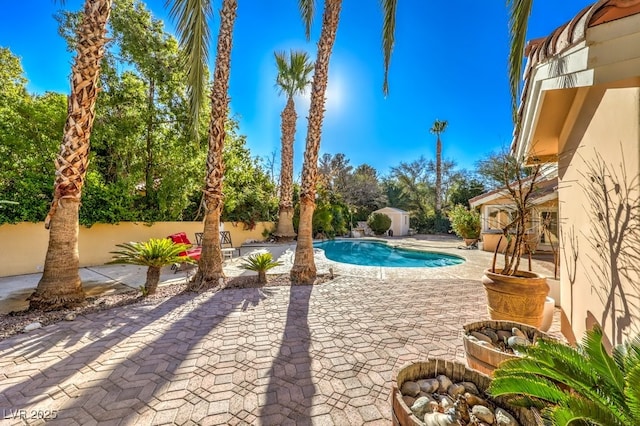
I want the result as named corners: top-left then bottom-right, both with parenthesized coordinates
top-left (0, 273), bottom-right (331, 342)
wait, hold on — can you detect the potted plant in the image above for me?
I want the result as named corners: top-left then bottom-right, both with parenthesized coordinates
top-left (447, 204), bottom-right (481, 245)
top-left (489, 325), bottom-right (640, 425)
top-left (481, 152), bottom-right (549, 328)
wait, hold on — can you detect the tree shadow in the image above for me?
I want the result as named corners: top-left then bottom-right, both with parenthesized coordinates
top-left (579, 147), bottom-right (640, 345)
top-left (0, 284), bottom-right (273, 422)
top-left (259, 284), bottom-right (316, 425)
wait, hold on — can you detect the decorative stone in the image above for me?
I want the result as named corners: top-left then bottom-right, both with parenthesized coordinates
top-left (471, 331), bottom-right (493, 343)
top-left (477, 340), bottom-right (495, 348)
top-left (472, 405), bottom-right (495, 424)
top-left (65, 313), bottom-right (76, 321)
top-left (497, 330), bottom-right (512, 341)
top-left (23, 322), bottom-right (42, 332)
top-left (418, 378), bottom-right (439, 393)
top-left (495, 408), bottom-right (519, 425)
top-left (464, 392), bottom-right (487, 407)
top-left (436, 375), bottom-right (453, 393)
top-left (507, 336), bottom-right (531, 348)
top-left (401, 380), bottom-right (421, 397)
top-left (447, 383), bottom-right (465, 397)
top-left (480, 328), bottom-right (499, 343)
top-left (411, 396), bottom-right (436, 418)
top-left (459, 382), bottom-right (480, 395)
top-left (423, 411), bottom-right (457, 426)
top-left (402, 395), bottom-right (416, 408)
top-left (511, 327), bottom-right (526, 338)
top-left (439, 394), bottom-right (454, 410)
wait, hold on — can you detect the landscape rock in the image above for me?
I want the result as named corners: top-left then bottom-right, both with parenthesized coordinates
top-left (480, 328), bottom-right (499, 343)
top-left (65, 313), bottom-right (76, 321)
top-left (418, 378), bottom-right (439, 393)
top-left (459, 382), bottom-right (480, 395)
top-left (497, 330), bottom-right (512, 341)
top-left (401, 381), bottom-right (421, 397)
top-left (511, 327), bottom-right (526, 338)
top-left (464, 392), bottom-right (487, 407)
top-left (402, 395), bottom-right (416, 408)
top-left (471, 331), bottom-right (493, 343)
top-left (436, 375), bottom-right (453, 393)
top-left (411, 396), bottom-right (436, 418)
top-left (507, 336), bottom-right (531, 348)
top-left (495, 408), bottom-right (519, 426)
top-left (447, 383), bottom-right (465, 397)
top-left (23, 322), bottom-right (42, 332)
top-left (472, 405), bottom-right (495, 424)
top-left (438, 394), bottom-right (454, 410)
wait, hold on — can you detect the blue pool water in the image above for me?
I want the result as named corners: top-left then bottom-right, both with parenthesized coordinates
top-left (314, 240), bottom-right (464, 268)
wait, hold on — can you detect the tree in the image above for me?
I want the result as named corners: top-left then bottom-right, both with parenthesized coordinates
top-left (273, 50), bottom-right (313, 241)
top-left (429, 119), bottom-right (448, 215)
top-left (169, 0), bottom-right (238, 291)
top-left (291, 0), bottom-right (397, 284)
top-left (318, 152), bottom-right (352, 195)
top-left (29, 0), bottom-right (112, 311)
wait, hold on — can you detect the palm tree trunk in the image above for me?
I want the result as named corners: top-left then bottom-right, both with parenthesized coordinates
top-left (30, 0), bottom-right (111, 311)
top-left (291, 0), bottom-right (342, 284)
top-left (145, 266), bottom-right (161, 295)
top-left (258, 271), bottom-right (267, 284)
top-left (435, 135), bottom-right (442, 214)
top-left (190, 0), bottom-right (237, 291)
top-left (275, 95), bottom-right (297, 240)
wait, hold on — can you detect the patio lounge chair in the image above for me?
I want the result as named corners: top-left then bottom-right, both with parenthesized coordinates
top-left (168, 232), bottom-right (201, 272)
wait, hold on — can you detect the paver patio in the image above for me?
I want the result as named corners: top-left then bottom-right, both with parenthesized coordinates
top-left (0, 238), bottom-right (560, 425)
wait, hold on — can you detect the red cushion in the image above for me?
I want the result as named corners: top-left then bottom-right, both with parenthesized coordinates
top-left (168, 232), bottom-right (192, 245)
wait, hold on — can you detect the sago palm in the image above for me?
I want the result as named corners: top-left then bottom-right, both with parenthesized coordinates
top-left (30, 0), bottom-right (112, 311)
top-left (240, 252), bottom-right (283, 284)
top-left (273, 50), bottom-right (314, 242)
top-left (109, 238), bottom-right (193, 295)
top-left (168, 0), bottom-right (237, 291)
top-left (429, 119), bottom-right (447, 215)
top-left (291, 0), bottom-right (398, 284)
top-left (489, 325), bottom-right (640, 425)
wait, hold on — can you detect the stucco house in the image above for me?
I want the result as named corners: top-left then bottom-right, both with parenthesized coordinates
top-left (512, 0), bottom-right (640, 347)
top-left (469, 175), bottom-right (558, 254)
top-left (372, 207), bottom-right (410, 236)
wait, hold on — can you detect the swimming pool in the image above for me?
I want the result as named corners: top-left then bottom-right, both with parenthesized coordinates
top-left (313, 240), bottom-right (464, 268)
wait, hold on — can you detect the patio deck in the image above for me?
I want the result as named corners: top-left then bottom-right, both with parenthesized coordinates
top-left (0, 236), bottom-right (561, 425)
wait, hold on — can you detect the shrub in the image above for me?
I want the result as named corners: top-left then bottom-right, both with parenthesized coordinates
top-left (447, 204), bottom-right (481, 239)
top-left (367, 212), bottom-right (391, 235)
top-left (240, 252), bottom-right (283, 283)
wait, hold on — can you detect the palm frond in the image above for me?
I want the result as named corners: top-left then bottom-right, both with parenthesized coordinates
top-left (489, 375), bottom-right (566, 404)
top-left (613, 333), bottom-right (640, 374)
top-left (582, 325), bottom-right (625, 397)
top-left (108, 238), bottom-right (193, 267)
top-left (298, 0), bottom-right (315, 40)
top-left (625, 365), bottom-right (640, 422)
top-left (551, 394), bottom-right (627, 426)
top-left (240, 252), bottom-right (283, 272)
top-left (380, 0), bottom-right (396, 96)
top-left (166, 0), bottom-right (212, 139)
top-left (506, 0), bottom-right (533, 120)
top-left (274, 50), bottom-right (313, 97)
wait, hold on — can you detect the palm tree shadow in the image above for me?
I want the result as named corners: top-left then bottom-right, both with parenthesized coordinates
top-left (259, 284), bottom-right (316, 425)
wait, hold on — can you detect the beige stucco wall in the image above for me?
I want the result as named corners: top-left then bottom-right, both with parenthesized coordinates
top-left (558, 85), bottom-right (640, 347)
top-left (0, 221), bottom-right (274, 277)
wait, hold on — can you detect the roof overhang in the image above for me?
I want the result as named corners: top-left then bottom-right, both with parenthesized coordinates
top-left (513, 10), bottom-right (640, 165)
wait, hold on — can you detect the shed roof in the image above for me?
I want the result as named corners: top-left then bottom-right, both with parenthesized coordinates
top-left (374, 207), bottom-right (409, 214)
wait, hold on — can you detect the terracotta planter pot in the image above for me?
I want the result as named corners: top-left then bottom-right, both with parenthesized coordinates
top-left (391, 359), bottom-right (538, 425)
top-left (463, 320), bottom-right (550, 376)
top-left (482, 269), bottom-right (549, 328)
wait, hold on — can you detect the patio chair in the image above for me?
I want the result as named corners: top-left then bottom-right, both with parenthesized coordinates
top-left (168, 232), bottom-right (201, 272)
top-left (193, 231), bottom-right (241, 259)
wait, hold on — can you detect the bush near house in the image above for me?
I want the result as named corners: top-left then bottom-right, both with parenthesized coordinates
top-left (367, 212), bottom-right (391, 235)
top-left (448, 204), bottom-right (481, 240)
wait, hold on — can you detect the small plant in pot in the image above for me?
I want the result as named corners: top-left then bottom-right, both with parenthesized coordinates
top-left (448, 204), bottom-right (481, 246)
top-left (480, 151), bottom-right (549, 328)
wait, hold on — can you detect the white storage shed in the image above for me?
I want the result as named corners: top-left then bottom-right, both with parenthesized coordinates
top-left (372, 207), bottom-right (410, 236)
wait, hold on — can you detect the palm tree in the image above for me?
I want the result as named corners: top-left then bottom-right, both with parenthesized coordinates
top-left (429, 119), bottom-right (448, 215)
top-left (240, 252), bottom-right (283, 284)
top-left (29, 0), bottom-right (112, 311)
top-left (169, 0), bottom-right (237, 291)
top-left (290, 0), bottom-right (398, 284)
top-left (273, 50), bottom-right (314, 241)
top-left (108, 238), bottom-right (194, 295)
top-left (507, 0), bottom-right (534, 119)
top-left (489, 325), bottom-right (640, 425)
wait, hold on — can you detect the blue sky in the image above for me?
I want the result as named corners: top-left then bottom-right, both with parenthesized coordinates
top-left (2, 1), bottom-right (588, 177)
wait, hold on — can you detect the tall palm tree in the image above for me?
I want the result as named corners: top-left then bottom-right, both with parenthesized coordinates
top-left (429, 119), bottom-right (447, 215)
top-left (169, 0), bottom-right (237, 291)
top-left (29, 0), bottom-right (112, 311)
top-left (507, 0), bottom-right (533, 119)
top-left (273, 50), bottom-right (314, 242)
top-left (290, 0), bottom-right (397, 284)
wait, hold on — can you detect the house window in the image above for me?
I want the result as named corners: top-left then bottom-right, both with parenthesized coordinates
top-left (537, 210), bottom-right (558, 245)
top-left (484, 206), bottom-right (514, 231)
